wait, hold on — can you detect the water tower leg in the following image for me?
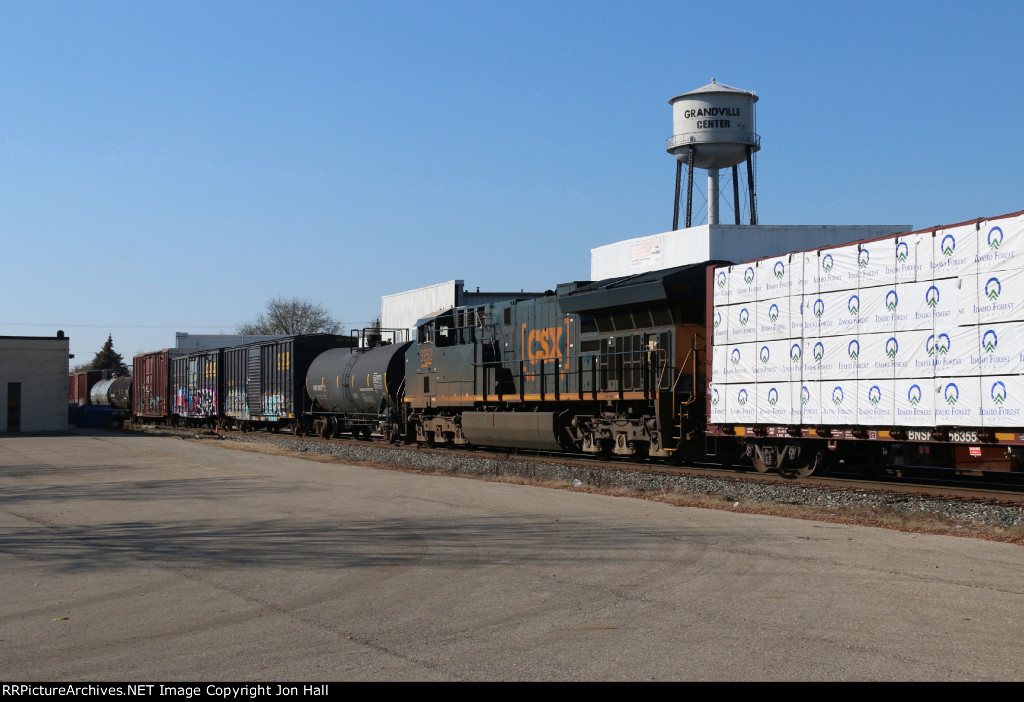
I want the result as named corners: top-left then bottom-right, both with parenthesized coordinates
top-left (673, 160), bottom-right (682, 231)
top-left (732, 164), bottom-right (741, 225)
top-left (746, 145), bottom-right (757, 226)
top-left (707, 168), bottom-right (719, 226)
top-left (685, 150), bottom-right (695, 228)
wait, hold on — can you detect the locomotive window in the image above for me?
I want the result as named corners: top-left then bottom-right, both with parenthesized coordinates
top-left (651, 304), bottom-right (673, 327)
top-left (612, 310), bottom-right (632, 331)
top-left (580, 339), bottom-right (601, 354)
top-left (580, 314), bottom-right (597, 334)
top-left (632, 308), bottom-right (653, 328)
top-left (595, 313), bottom-right (613, 333)
top-left (503, 308), bottom-right (511, 325)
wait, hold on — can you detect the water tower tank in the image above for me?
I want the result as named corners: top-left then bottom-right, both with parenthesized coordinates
top-left (667, 79), bottom-right (759, 168)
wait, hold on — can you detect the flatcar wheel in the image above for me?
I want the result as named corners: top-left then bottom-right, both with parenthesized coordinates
top-left (792, 450), bottom-right (824, 478)
top-left (751, 448), bottom-right (771, 473)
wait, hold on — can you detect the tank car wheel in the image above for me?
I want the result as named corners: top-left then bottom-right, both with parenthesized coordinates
top-left (319, 421), bottom-right (331, 439)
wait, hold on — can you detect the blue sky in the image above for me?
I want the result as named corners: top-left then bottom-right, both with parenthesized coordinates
top-left (2, 0), bottom-right (1022, 363)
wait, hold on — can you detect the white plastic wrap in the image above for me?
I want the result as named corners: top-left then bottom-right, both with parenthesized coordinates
top-left (975, 215), bottom-right (1024, 274)
top-left (755, 382), bottom-right (796, 425)
top-left (857, 239), bottom-right (896, 287)
top-left (798, 382), bottom-right (822, 425)
top-left (814, 243), bottom-right (860, 293)
top-left (819, 381), bottom-right (857, 424)
top-left (755, 296), bottom-right (791, 341)
top-left (856, 285), bottom-right (897, 336)
top-left (757, 254), bottom-right (794, 299)
top-left (710, 345), bottom-right (728, 385)
top-left (974, 323), bottom-right (1024, 376)
top-left (930, 223), bottom-right (978, 280)
top-left (728, 263), bottom-right (758, 304)
top-left (712, 266), bottom-right (730, 307)
top-left (726, 302), bottom-right (757, 344)
top-left (724, 383), bottom-right (756, 424)
top-left (893, 378), bottom-right (935, 427)
top-left (980, 376), bottom-right (1024, 427)
top-left (929, 326), bottom-right (978, 378)
top-left (725, 343), bottom-right (756, 384)
top-left (894, 232), bottom-right (932, 283)
top-left (933, 376), bottom-right (981, 426)
top-left (856, 379), bottom-right (894, 426)
top-left (708, 381), bottom-right (727, 424)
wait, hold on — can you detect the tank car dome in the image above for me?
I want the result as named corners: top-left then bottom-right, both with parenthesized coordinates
top-left (667, 79), bottom-right (760, 169)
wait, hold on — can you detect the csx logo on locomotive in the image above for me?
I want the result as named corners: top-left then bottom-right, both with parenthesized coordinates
top-left (524, 325), bottom-right (564, 364)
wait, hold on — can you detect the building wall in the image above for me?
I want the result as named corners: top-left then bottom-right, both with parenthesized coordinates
top-left (0, 336), bottom-right (70, 433)
top-left (590, 224), bottom-right (912, 280)
top-left (381, 280), bottom-right (463, 338)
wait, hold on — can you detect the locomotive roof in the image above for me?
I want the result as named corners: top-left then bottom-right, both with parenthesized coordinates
top-left (557, 261), bottom-right (728, 313)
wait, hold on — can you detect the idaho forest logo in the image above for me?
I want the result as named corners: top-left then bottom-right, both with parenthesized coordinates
top-left (737, 388), bottom-right (748, 406)
top-left (983, 329), bottom-right (998, 354)
top-left (925, 285), bottom-right (940, 309)
top-left (759, 345), bottom-right (770, 365)
top-left (927, 333), bottom-right (951, 357)
top-left (716, 271), bottom-right (727, 289)
top-left (832, 386), bottom-right (845, 405)
top-left (885, 289), bottom-right (899, 312)
top-left (821, 254), bottom-right (834, 273)
top-left (858, 248), bottom-right (870, 268)
top-left (774, 261), bottom-right (785, 280)
top-left (908, 384), bottom-right (922, 406)
top-left (992, 381), bottom-right (1007, 405)
top-left (813, 299), bottom-right (825, 318)
top-left (988, 226), bottom-right (1004, 251)
top-left (711, 388), bottom-right (720, 407)
top-left (868, 385), bottom-right (882, 406)
top-left (848, 339), bottom-right (860, 360)
top-left (985, 277), bottom-right (1002, 301)
top-left (744, 267), bottom-right (755, 284)
top-left (941, 234), bottom-right (956, 258)
top-left (896, 240), bottom-right (909, 263)
top-left (813, 342), bottom-right (825, 362)
top-left (767, 387), bottom-right (779, 406)
top-left (848, 294), bottom-right (859, 316)
top-left (801, 386), bottom-right (810, 406)
top-left (768, 303), bottom-right (780, 322)
top-left (730, 348), bottom-right (741, 367)
top-left (885, 337), bottom-right (899, 360)
top-left (738, 308), bottom-right (750, 326)
top-left (791, 344), bottom-right (802, 363)
top-left (713, 310), bottom-right (722, 329)
top-left (944, 383), bottom-right (960, 406)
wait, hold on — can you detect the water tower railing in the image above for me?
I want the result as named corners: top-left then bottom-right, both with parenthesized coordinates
top-left (666, 132), bottom-right (760, 150)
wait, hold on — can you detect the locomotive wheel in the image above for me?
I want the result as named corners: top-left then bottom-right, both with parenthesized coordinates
top-left (596, 440), bottom-right (613, 461)
top-left (444, 435), bottom-right (455, 450)
top-left (629, 443), bottom-right (648, 464)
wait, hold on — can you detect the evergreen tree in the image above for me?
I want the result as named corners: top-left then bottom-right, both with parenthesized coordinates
top-left (89, 334), bottom-right (130, 375)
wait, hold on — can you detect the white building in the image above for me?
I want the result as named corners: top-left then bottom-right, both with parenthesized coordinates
top-left (591, 223), bottom-right (911, 280)
top-left (0, 333), bottom-right (71, 433)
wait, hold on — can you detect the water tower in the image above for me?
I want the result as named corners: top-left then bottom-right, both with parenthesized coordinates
top-left (667, 79), bottom-right (760, 228)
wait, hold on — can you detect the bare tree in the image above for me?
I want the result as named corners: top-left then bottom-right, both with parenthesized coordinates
top-left (237, 297), bottom-right (343, 335)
